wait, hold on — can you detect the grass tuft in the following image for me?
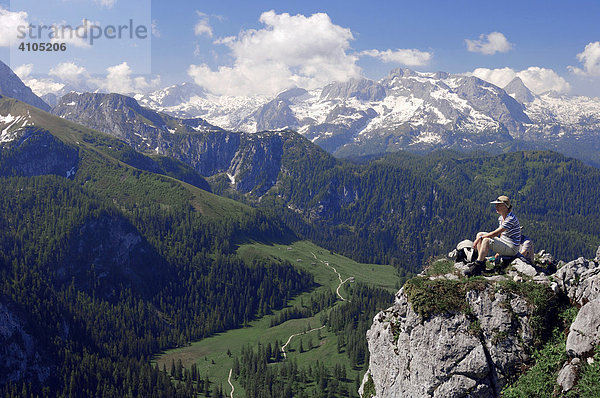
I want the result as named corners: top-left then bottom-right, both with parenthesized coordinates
top-left (403, 277), bottom-right (487, 320)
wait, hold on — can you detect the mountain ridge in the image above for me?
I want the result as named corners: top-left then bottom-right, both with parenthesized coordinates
top-left (0, 60), bottom-right (50, 112)
top-left (135, 68), bottom-right (600, 166)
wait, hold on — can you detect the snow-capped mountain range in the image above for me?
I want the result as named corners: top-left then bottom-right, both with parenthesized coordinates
top-left (1, 56), bottom-right (599, 166)
top-left (135, 68), bottom-right (600, 163)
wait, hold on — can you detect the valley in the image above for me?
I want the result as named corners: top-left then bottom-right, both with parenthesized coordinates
top-left (154, 240), bottom-right (400, 397)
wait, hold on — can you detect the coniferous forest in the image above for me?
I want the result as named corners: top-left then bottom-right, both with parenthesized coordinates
top-left (0, 175), bottom-right (313, 397)
top-left (1, 111), bottom-right (600, 397)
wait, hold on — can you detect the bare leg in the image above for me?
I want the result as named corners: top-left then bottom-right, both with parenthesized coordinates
top-left (476, 238), bottom-right (491, 261)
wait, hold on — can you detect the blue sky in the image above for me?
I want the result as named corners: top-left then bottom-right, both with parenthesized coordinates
top-left (2, 0), bottom-right (600, 97)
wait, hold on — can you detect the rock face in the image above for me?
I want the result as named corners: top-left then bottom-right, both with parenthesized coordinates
top-left (63, 213), bottom-right (167, 299)
top-left (553, 256), bottom-right (600, 306)
top-left (0, 297), bottom-right (52, 384)
top-left (51, 92), bottom-right (298, 195)
top-left (566, 299), bottom-right (600, 357)
top-left (551, 252), bottom-right (600, 393)
top-left (360, 248), bottom-right (600, 397)
top-left (361, 281), bottom-right (542, 397)
top-left (0, 127), bottom-right (79, 178)
top-left (255, 97), bottom-right (299, 132)
top-left (0, 60), bottom-right (50, 111)
top-left (504, 77), bottom-right (535, 104)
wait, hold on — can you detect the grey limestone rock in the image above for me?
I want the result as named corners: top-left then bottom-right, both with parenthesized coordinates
top-left (566, 299), bottom-right (600, 357)
top-left (503, 77), bottom-right (535, 104)
top-left (552, 257), bottom-right (600, 305)
top-left (557, 359), bottom-right (580, 392)
top-left (362, 282), bottom-right (539, 397)
top-left (511, 258), bottom-right (537, 277)
top-left (537, 250), bottom-right (554, 266)
top-left (254, 98), bottom-right (299, 131)
top-left (320, 78), bottom-right (386, 102)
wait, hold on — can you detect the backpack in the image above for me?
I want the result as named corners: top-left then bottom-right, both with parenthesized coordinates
top-left (449, 240), bottom-right (478, 264)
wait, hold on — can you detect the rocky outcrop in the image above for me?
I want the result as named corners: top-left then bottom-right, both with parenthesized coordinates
top-left (551, 254), bottom-right (600, 393)
top-left (360, 278), bottom-right (549, 397)
top-left (553, 257), bottom-right (600, 306)
top-left (361, 248), bottom-right (600, 397)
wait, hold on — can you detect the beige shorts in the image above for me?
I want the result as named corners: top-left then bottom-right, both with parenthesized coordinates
top-left (488, 237), bottom-right (519, 257)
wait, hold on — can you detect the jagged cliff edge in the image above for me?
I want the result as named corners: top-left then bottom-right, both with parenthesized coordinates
top-left (360, 247), bottom-right (600, 397)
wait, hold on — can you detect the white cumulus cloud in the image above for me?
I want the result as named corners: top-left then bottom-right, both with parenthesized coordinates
top-left (569, 42), bottom-right (600, 76)
top-left (0, 7), bottom-right (29, 47)
top-left (471, 67), bottom-right (518, 88)
top-left (471, 67), bottom-right (571, 94)
top-left (49, 19), bottom-right (101, 48)
top-left (188, 10), bottom-right (361, 96)
top-left (92, 62), bottom-right (160, 94)
top-left (49, 62), bottom-right (89, 85)
top-left (14, 64), bottom-right (66, 96)
top-left (17, 61), bottom-right (160, 96)
top-left (361, 48), bottom-right (432, 66)
top-left (194, 11), bottom-right (213, 37)
top-left (14, 64), bottom-right (33, 80)
top-left (466, 32), bottom-right (513, 55)
top-left (25, 78), bottom-right (66, 96)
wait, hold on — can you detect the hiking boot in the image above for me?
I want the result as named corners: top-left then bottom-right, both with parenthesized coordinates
top-left (464, 260), bottom-right (486, 277)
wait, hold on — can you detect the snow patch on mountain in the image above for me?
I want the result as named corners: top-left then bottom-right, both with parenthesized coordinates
top-left (0, 112), bottom-right (34, 143)
top-left (526, 93), bottom-right (600, 126)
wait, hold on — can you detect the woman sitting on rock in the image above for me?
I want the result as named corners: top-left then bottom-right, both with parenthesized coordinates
top-left (468, 195), bottom-right (521, 276)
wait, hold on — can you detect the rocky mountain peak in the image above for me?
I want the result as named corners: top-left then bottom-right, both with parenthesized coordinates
top-left (387, 67), bottom-right (420, 79)
top-left (0, 60), bottom-right (50, 112)
top-left (320, 78), bottom-right (386, 102)
top-left (504, 77), bottom-right (535, 104)
top-left (254, 97), bottom-right (299, 132)
top-left (276, 87), bottom-right (309, 101)
top-left (145, 82), bottom-right (207, 107)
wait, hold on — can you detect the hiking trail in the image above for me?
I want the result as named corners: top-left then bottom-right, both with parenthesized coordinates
top-left (311, 252), bottom-right (352, 302)
top-left (281, 325), bottom-right (326, 360)
top-left (227, 368), bottom-right (234, 398)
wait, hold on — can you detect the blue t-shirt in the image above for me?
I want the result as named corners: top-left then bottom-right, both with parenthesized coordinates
top-left (498, 212), bottom-right (521, 246)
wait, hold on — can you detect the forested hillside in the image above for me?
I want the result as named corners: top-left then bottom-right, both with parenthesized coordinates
top-left (256, 149), bottom-right (600, 270)
top-left (0, 105), bottom-right (314, 396)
